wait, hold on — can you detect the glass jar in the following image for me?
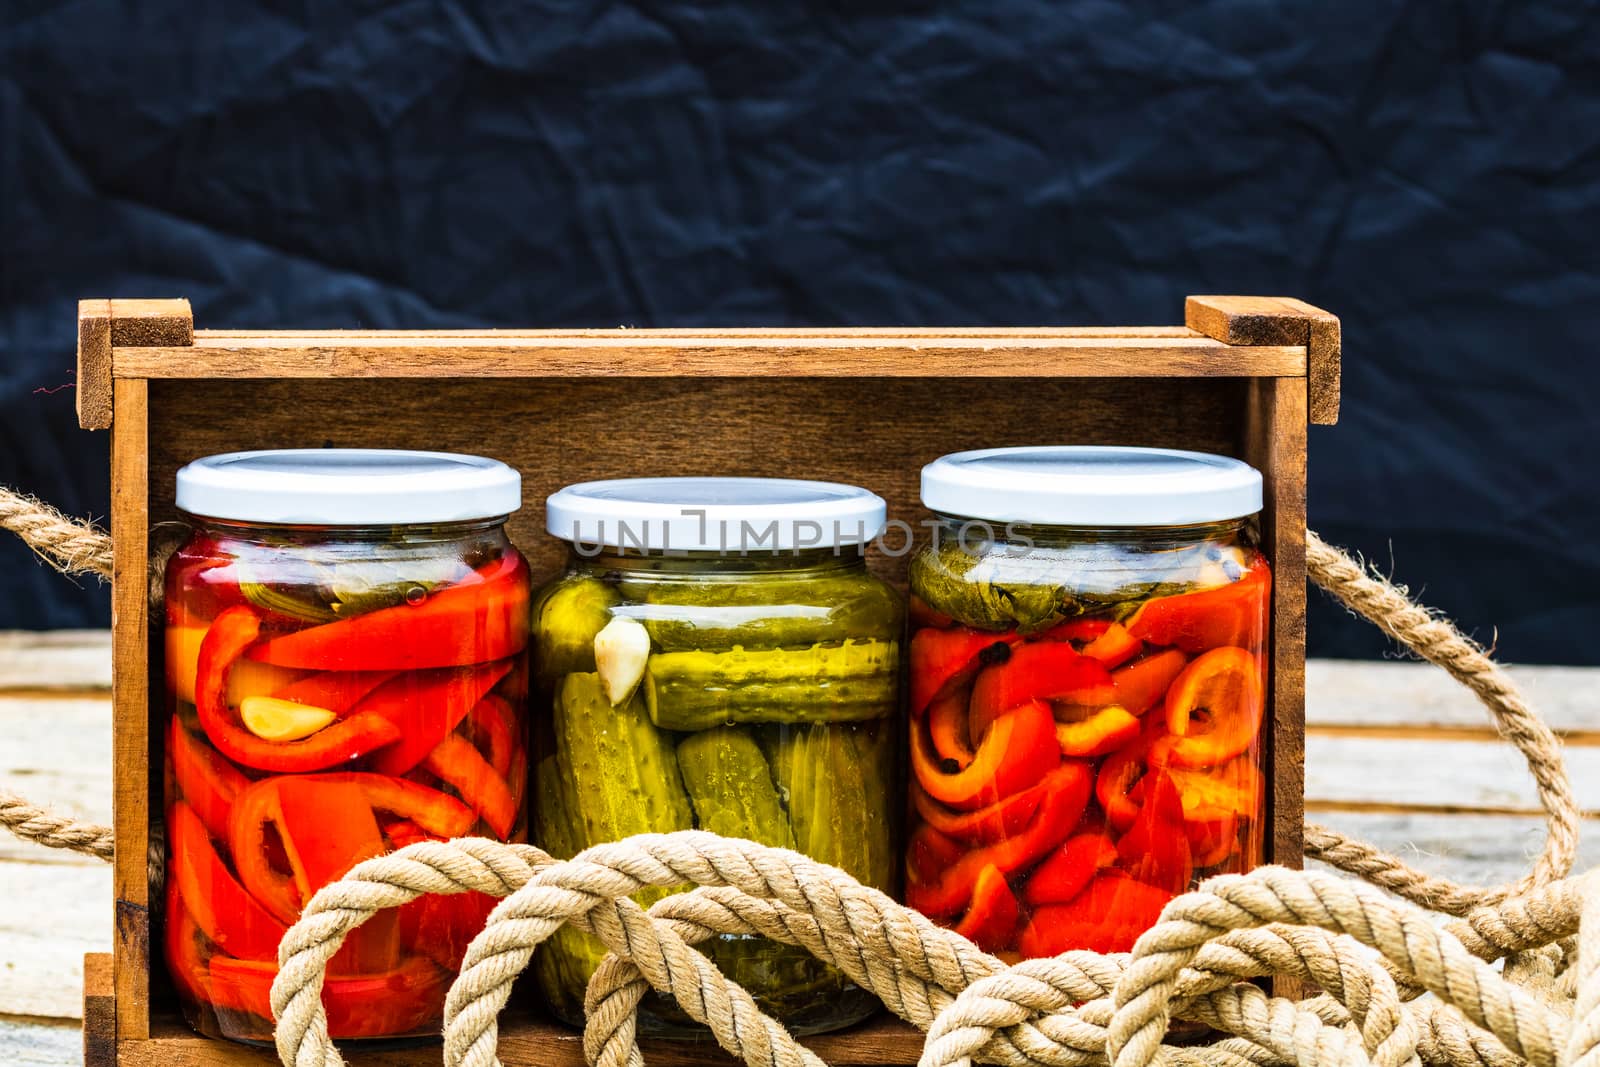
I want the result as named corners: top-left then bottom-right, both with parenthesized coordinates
top-left (161, 450), bottom-right (531, 1044)
top-left (905, 447), bottom-right (1270, 957)
top-left (532, 478), bottom-right (902, 1035)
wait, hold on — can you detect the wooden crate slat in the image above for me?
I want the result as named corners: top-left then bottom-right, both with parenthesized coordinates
top-left (111, 335), bottom-right (1307, 380)
top-left (1185, 295), bottom-right (1340, 425)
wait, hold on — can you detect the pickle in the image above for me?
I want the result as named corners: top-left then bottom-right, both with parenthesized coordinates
top-left (676, 728), bottom-right (796, 849)
top-left (534, 577), bottom-right (620, 685)
top-left (616, 573), bottom-right (901, 651)
top-left (770, 721), bottom-right (894, 890)
top-left (554, 672), bottom-right (693, 844)
top-left (537, 672), bottom-right (693, 1021)
top-left (644, 640), bottom-right (897, 730)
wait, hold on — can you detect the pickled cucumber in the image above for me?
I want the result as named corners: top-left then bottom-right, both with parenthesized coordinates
top-left (770, 721), bottom-right (894, 890)
top-left (617, 573), bottom-right (901, 651)
top-left (645, 640), bottom-right (897, 730)
top-left (677, 728), bottom-right (796, 849)
top-left (537, 672), bottom-right (693, 1022)
top-left (533, 577), bottom-right (619, 685)
top-left (554, 672), bottom-right (693, 844)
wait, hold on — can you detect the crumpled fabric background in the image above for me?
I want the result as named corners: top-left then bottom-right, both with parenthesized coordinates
top-left (2, 1), bottom-right (1597, 660)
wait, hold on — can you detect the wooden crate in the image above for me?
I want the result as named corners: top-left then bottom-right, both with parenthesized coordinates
top-left (76, 295), bottom-right (1339, 1066)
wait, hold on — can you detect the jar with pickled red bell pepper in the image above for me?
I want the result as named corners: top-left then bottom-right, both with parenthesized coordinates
top-left (162, 450), bottom-right (531, 1044)
top-left (533, 478), bottom-right (901, 1035)
top-left (906, 447), bottom-right (1270, 957)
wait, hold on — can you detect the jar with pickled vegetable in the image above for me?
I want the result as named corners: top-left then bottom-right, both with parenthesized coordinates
top-left (162, 450), bottom-right (531, 1043)
top-left (533, 477), bottom-right (901, 1035)
top-left (906, 447), bottom-right (1269, 957)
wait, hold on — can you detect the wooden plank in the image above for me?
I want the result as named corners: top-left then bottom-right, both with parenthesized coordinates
top-left (0, 631), bottom-right (112, 694)
top-left (0, 1016), bottom-right (82, 1067)
top-left (84, 954), bottom-right (115, 1067)
top-left (199, 326), bottom-right (1209, 339)
top-left (110, 379), bottom-right (151, 1041)
top-left (113, 336), bottom-right (1308, 380)
top-left (0, 862), bottom-right (110, 1019)
top-left (1311, 811), bottom-right (1600, 891)
top-left (1240, 378), bottom-right (1308, 871)
top-left (1186, 296), bottom-right (1340, 425)
top-left (1308, 660), bottom-right (1600, 738)
top-left (0, 696), bottom-right (112, 864)
top-left (108, 300), bottom-right (193, 348)
top-left (125, 1012), bottom-right (924, 1067)
top-left (1305, 734), bottom-right (1600, 815)
top-left (77, 300), bottom-right (112, 431)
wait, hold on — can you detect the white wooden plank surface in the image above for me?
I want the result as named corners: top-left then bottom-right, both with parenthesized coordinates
top-left (0, 1017), bottom-right (80, 1067)
top-left (0, 630), bottom-right (111, 692)
top-left (1308, 659), bottom-right (1599, 736)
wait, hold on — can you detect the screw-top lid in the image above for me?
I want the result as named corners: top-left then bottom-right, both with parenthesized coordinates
top-left (921, 446), bottom-right (1262, 526)
top-left (545, 477), bottom-right (887, 552)
top-left (175, 449), bottom-right (522, 525)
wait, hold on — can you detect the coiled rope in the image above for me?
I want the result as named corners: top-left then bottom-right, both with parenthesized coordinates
top-left (0, 485), bottom-right (1588, 1067)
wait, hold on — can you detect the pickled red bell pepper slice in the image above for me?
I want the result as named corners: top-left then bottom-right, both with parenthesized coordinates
top-left (206, 953), bottom-right (449, 1038)
top-left (270, 669), bottom-right (399, 715)
top-left (196, 606), bottom-right (403, 772)
top-left (951, 864), bottom-right (1019, 953)
top-left (168, 801), bottom-right (286, 961)
top-left (1054, 703), bottom-right (1140, 757)
top-left (164, 897), bottom-right (208, 1005)
top-left (1115, 769), bottom-right (1193, 895)
top-left (928, 684), bottom-right (975, 767)
top-left (167, 715), bottom-right (248, 842)
top-left (1108, 648), bottom-right (1189, 715)
top-left (1168, 755), bottom-right (1262, 821)
top-left (909, 626), bottom-right (1011, 716)
top-left (1018, 874), bottom-right (1172, 955)
top-left (1095, 743), bottom-right (1151, 833)
top-left (1040, 618), bottom-right (1111, 643)
top-left (421, 733), bottom-right (518, 839)
top-left (906, 767), bottom-right (1089, 918)
top-left (911, 699), bottom-right (1059, 811)
top-left (907, 823), bottom-right (966, 887)
top-left (1163, 646), bottom-right (1263, 768)
top-left (246, 553), bottom-right (530, 671)
top-left (363, 661), bottom-right (514, 777)
top-left (1080, 622), bottom-right (1142, 668)
top-left (1126, 557), bottom-right (1270, 653)
top-left (230, 773), bottom-right (474, 925)
top-left (968, 642), bottom-right (1114, 740)
top-left (382, 817), bottom-right (434, 850)
top-left (399, 888), bottom-right (500, 972)
top-left (467, 693), bottom-right (519, 780)
top-left (1187, 813), bottom-right (1239, 868)
top-left (909, 595), bottom-right (955, 629)
top-left (1022, 829), bottom-right (1119, 907)
top-left (912, 761), bottom-right (1091, 844)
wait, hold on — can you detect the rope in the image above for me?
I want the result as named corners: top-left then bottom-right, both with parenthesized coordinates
top-left (0, 488), bottom-right (1590, 1067)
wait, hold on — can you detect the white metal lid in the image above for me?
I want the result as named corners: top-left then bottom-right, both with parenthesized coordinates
top-left (175, 449), bottom-right (522, 525)
top-left (921, 446), bottom-right (1262, 526)
top-left (545, 477), bottom-right (887, 552)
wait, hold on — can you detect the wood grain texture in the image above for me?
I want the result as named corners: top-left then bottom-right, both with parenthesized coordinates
top-left (146, 376), bottom-right (1249, 589)
top-left (1307, 660), bottom-right (1600, 738)
top-left (110, 379), bottom-right (151, 1041)
top-left (83, 954), bottom-right (114, 1067)
top-left (0, 631), bottom-right (113, 693)
top-left (113, 335), bottom-right (1307, 380)
top-left (77, 301), bottom-right (113, 431)
top-left (108, 300), bottom-right (193, 348)
top-left (1240, 377), bottom-right (1308, 871)
top-left (1306, 735), bottom-right (1600, 815)
top-left (121, 1012), bottom-right (924, 1067)
top-left (1186, 296), bottom-right (1340, 425)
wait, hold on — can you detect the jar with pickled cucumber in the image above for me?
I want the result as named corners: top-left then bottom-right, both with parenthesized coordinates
top-left (533, 477), bottom-right (902, 1035)
top-left (906, 447), bottom-right (1269, 957)
top-left (162, 450), bottom-right (531, 1044)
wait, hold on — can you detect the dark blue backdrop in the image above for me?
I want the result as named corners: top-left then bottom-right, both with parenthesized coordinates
top-left (3, 1), bottom-right (1598, 661)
